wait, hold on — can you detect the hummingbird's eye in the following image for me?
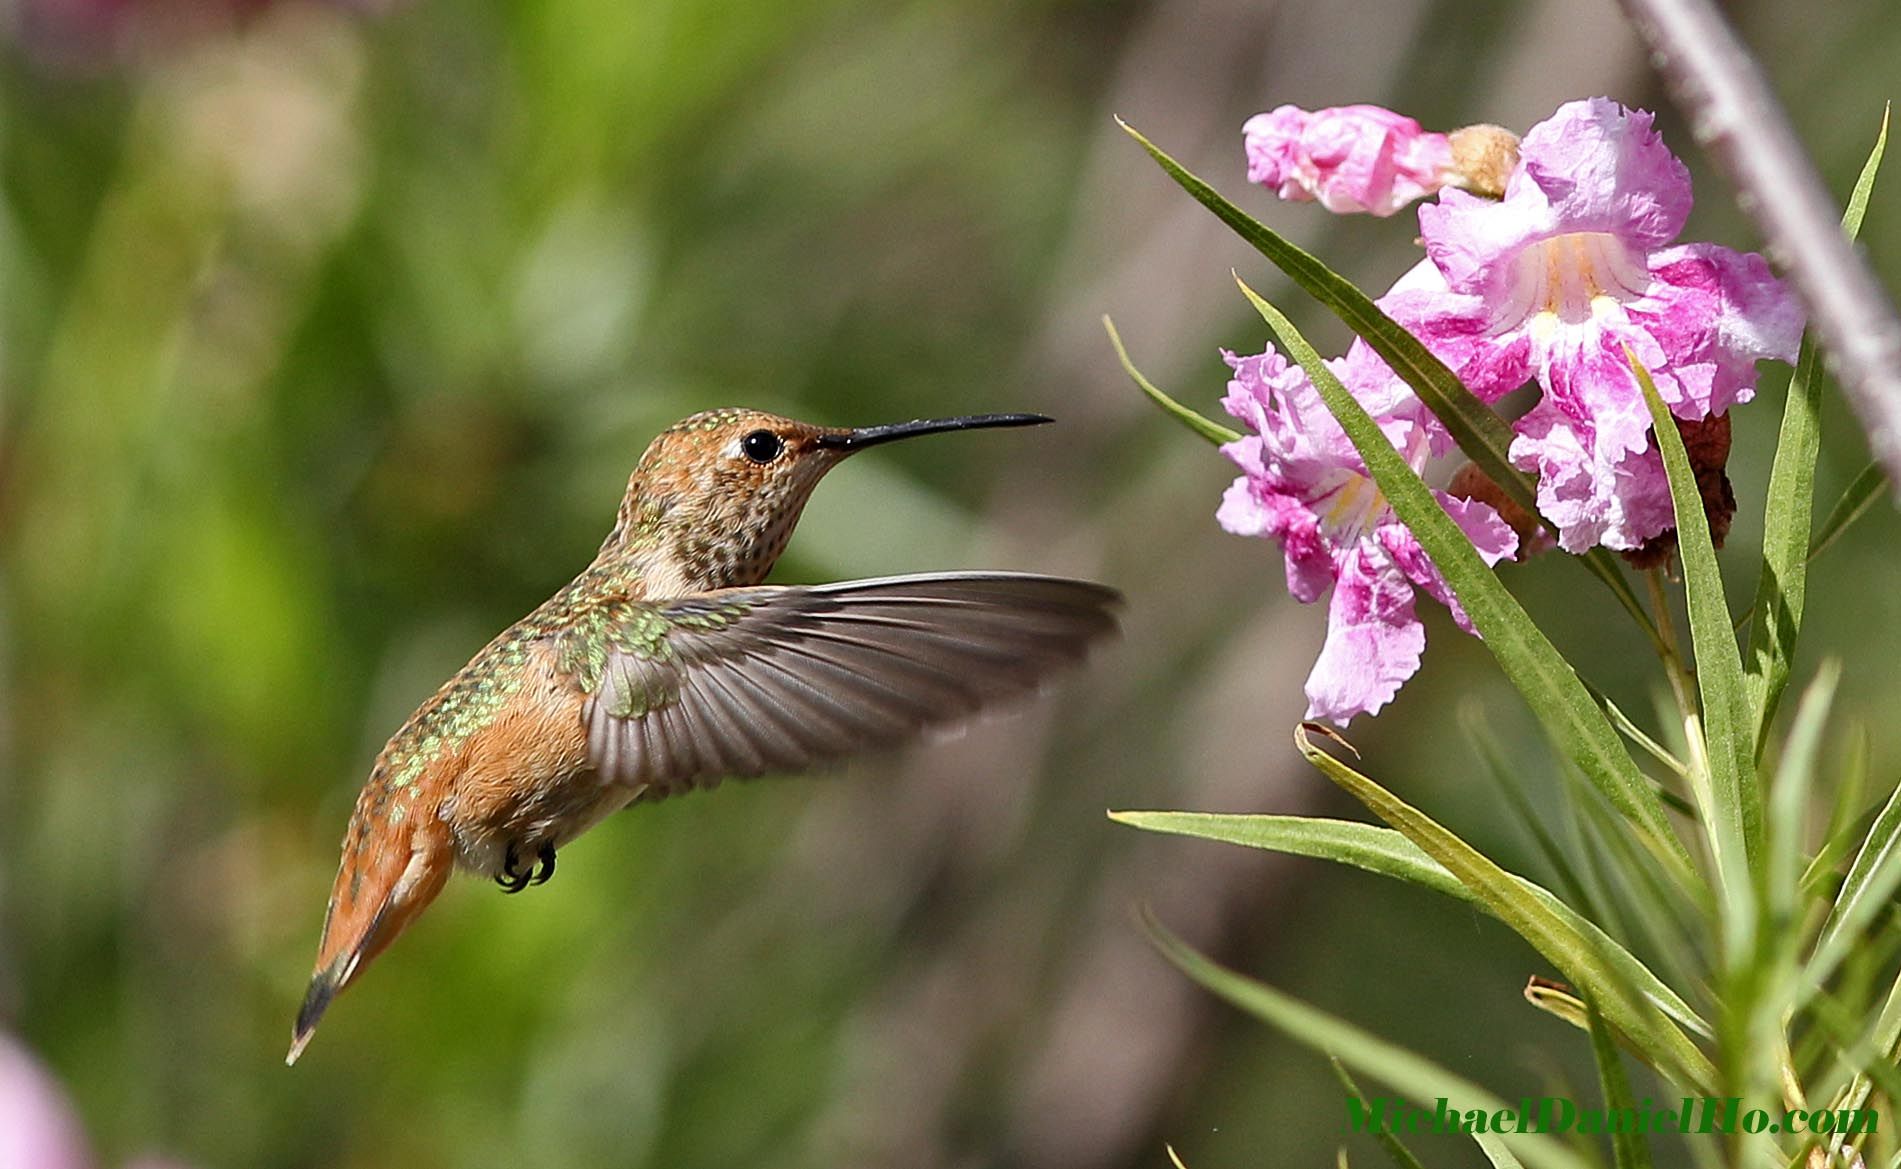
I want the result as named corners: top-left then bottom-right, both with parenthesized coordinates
top-left (740, 430), bottom-right (784, 464)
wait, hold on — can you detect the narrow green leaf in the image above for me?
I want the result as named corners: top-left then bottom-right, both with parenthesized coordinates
top-left (1808, 989), bottom-right (1901, 1139)
top-left (1591, 686), bottom-right (1690, 782)
top-left (1733, 462), bottom-right (1887, 636)
top-left (1566, 771), bottom-right (1718, 1011)
top-left (1587, 1000), bottom-right (1655, 1169)
top-left (1746, 108), bottom-right (1886, 748)
top-left (1749, 345), bottom-right (1825, 745)
top-left (1802, 775), bottom-right (1901, 1007)
top-left (1118, 117), bottom-right (1664, 651)
top-left (1331, 1059), bottom-right (1429, 1169)
top-left (1110, 809), bottom-right (1710, 1040)
top-left (1235, 277), bottom-right (1698, 892)
top-left (1565, 770), bottom-right (1710, 1004)
top-left (1636, 356), bottom-right (1763, 895)
top-left (1463, 706), bottom-right (1609, 922)
top-left (1471, 1133), bottom-right (1526, 1169)
top-left (1103, 315), bottom-right (1241, 445)
top-left (1140, 909), bottom-right (1594, 1169)
top-left (1814, 971), bottom-right (1901, 1164)
top-left (1753, 672), bottom-right (1841, 1136)
top-left (1802, 725), bottom-right (1870, 896)
top-left (1809, 460), bottom-right (1888, 564)
top-left (1768, 665), bottom-right (1839, 931)
top-left (1293, 726), bottom-right (1716, 1090)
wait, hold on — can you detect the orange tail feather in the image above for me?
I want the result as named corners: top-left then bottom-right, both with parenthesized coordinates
top-left (288, 812), bottom-right (452, 1065)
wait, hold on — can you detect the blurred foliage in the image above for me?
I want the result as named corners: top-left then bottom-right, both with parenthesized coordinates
top-left (1, 1), bottom-right (1897, 1167)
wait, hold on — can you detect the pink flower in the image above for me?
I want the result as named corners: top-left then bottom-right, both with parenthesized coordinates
top-left (1243, 104), bottom-right (1454, 217)
top-left (1388, 97), bottom-right (1803, 552)
top-left (0, 1035), bottom-right (93, 1169)
top-left (1217, 344), bottom-right (1518, 722)
top-left (0, 1034), bottom-right (201, 1169)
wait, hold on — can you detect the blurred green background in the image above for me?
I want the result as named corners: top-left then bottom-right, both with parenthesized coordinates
top-left (2, 0), bottom-right (1896, 1165)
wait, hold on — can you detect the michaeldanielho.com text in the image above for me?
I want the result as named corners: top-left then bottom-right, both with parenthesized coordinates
top-left (1346, 1096), bottom-right (1878, 1137)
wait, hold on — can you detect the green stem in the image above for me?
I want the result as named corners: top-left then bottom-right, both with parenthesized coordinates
top-left (1646, 568), bottom-right (1700, 726)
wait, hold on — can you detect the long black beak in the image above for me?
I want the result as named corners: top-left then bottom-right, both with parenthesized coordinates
top-left (814, 412), bottom-right (1053, 452)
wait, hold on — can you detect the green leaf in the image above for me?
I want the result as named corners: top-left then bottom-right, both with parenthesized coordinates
top-left (1463, 705), bottom-right (1609, 921)
top-left (1103, 315), bottom-right (1241, 445)
top-left (1753, 673), bottom-right (1839, 1155)
top-left (1471, 1133), bottom-right (1526, 1169)
top-left (1768, 665), bottom-right (1838, 933)
top-left (1635, 357), bottom-right (1763, 909)
top-left (1734, 462), bottom-right (1886, 637)
top-left (1749, 346), bottom-right (1825, 748)
top-left (1564, 770), bottom-right (1709, 1004)
top-left (1812, 973), bottom-right (1901, 1163)
top-left (1330, 1058), bottom-right (1428, 1169)
top-left (1589, 685), bottom-right (1690, 783)
top-left (1587, 1000), bottom-right (1654, 1169)
top-left (1111, 809), bottom-right (1710, 1041)
top-left (1802, 724), bottom-right (1869, 897)
top-left (1807, 989), bottom-right (1901, 1151)
top-left (1809, 460), bottom-right (1888, 564)
top-left (1234, 277), bottom-right (1698, 892)
top-left (1292, 725), bottom-right (1716, 1090)
top-left (1118, 117), bottom-right (1663, 652)
top-left (1139, 908), bottom-right (1595, 1169)
top-left (1746, 108), bottom-right (1886, 750)
top-left (1802, 773), bottom-right (1901, 1008)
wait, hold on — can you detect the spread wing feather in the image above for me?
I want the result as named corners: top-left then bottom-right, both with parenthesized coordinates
top-left (562, 572), bottom-right (1119, 797)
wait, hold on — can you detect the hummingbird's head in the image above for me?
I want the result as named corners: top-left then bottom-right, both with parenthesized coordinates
top-left (599, 407), bottom-right (1051, 591)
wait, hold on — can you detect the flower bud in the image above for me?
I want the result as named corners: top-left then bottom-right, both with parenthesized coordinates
top-left (1242, 104), bottom-right (1454, 217)
top-left (1446, 123), bottom-right (1520, 199)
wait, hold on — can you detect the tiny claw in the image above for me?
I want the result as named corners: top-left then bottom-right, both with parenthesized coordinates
top-left (531, 842), bottom-right (556, 886)
top-left (496, 842), bottom-right (532, 894)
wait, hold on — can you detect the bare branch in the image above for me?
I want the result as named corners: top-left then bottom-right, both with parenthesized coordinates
top-left (1615, 0), bottom-right (1901, 490)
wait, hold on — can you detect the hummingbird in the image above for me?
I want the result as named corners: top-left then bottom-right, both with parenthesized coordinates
top-left (289, 407), bottom-right (1119, 1064)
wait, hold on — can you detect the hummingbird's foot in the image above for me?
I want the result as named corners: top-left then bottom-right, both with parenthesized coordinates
top-left (495, 840), bottom-right (557, 893)
top-left (496, 842), bottom-right (534, 894)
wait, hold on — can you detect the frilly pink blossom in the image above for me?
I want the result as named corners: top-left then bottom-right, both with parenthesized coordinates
top-left (1387, 97), bottom-right (1803, 552)
top-left (1217, 345), bottom-right (1517, 722)
top-left (1243, 104), bottom-right (1454, 217)
top-left (0, 1035), bottom-right (93, 1169)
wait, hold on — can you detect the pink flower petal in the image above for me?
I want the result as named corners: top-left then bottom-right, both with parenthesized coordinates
top-left (1509, 401), bottom-right (1677, 552)
top-left (0, 1036), bottom-right (94, 1169)
top-left (1637, 242), bottom-right (1806, 416)
top-left (1515, 98), bottom-right (1692, 251)
top-left (1379, 492), bottom-right (1519, 634)
top-left (1378, 260), bottom-right (1534, 403)
top-left (1305, 546), bottom-right (1426, 722)
top-left (1217, 464), bottom-right (1335, 603)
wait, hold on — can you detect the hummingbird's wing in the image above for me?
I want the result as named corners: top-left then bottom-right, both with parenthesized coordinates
top-left (558, 572), bottom-right (1119, 795)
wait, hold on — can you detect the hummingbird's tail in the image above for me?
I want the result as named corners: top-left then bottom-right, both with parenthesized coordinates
top-left (288, 812), bottom-right (453, 1065)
